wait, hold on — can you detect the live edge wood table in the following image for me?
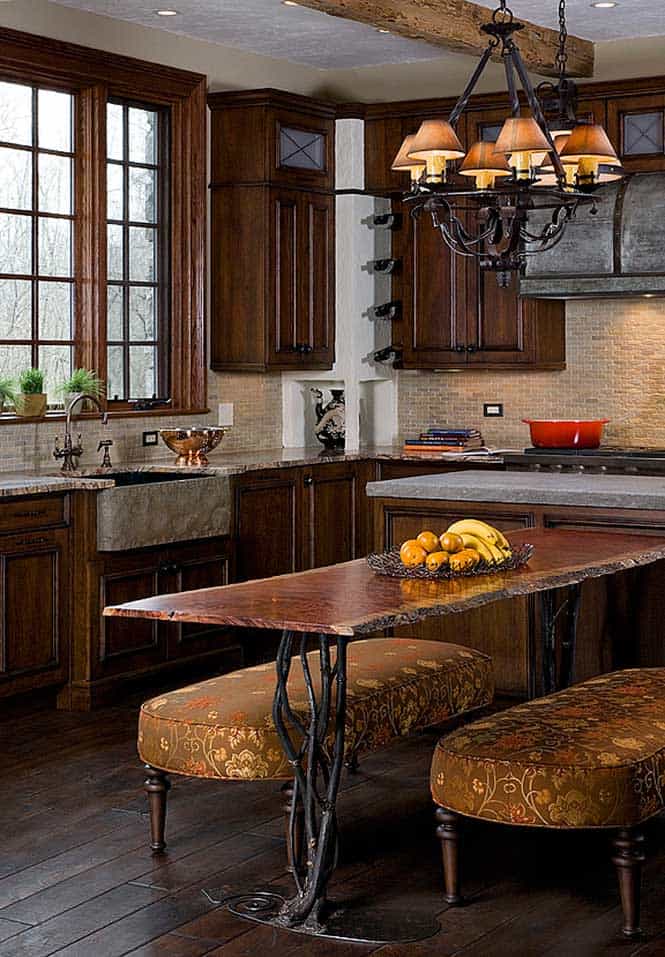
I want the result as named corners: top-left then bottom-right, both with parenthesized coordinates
top-left (104, 528), bottom-right (665, 943)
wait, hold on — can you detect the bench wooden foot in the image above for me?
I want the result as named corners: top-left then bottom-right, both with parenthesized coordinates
top-left (435, 806), bottom-right (463, 905)
top-left (612, 828), bottom-right (645, 938)
top-left (281, 779), bottom-right (305, 875)
top-left (144, 765), bottom-right (170, 853)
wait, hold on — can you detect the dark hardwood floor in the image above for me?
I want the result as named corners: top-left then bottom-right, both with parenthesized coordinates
top-left (2, 693), bottom-right (665, 956)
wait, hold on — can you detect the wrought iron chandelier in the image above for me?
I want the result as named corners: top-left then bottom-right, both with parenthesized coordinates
top-left (391, 0), bottom-right (624, 284)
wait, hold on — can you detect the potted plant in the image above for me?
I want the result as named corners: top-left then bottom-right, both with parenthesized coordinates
top-left (0, 376), bottom-right (16, 414)
top-left (57, 368), bottom-right (105, 409)
top-left (17, 368), bottom-right (47, 418)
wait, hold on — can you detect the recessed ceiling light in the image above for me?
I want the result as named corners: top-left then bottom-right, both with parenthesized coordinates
top-left (155, 8), bottom-right (179, 14)
top-left (591, 2), bottom-right (618, 8)
top-left (282, 1), bottom-right (299, 6)
top-left (377, 28), bottom-right (390, 33)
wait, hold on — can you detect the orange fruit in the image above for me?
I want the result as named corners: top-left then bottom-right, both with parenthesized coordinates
top-left (440, 532), bottom-right (464, 554)
top-left (426, 550), bottom-right (449, 572)
top-left (399, 540), bottom-right (427, 568)
top-left (417, 531), bottom-right (440, 554)
top-left (450, 548), bottom-right (480, 572)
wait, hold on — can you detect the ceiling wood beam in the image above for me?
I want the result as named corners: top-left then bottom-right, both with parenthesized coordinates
top-left (294, 0), bottom-right (594, 78)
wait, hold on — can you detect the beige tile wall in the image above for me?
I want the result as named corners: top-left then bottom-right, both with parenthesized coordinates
top-left (398, 299), bottom-right (665, 449)
top-left (0, 371), bottom-right (283, 473)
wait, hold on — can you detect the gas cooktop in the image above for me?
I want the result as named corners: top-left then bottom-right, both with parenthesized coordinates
top-left (504, 447), bottom-right (665, 474)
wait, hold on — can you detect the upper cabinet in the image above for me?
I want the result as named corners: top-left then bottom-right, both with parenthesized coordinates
top-left (208, 90), bottom-right (336, 372)
top-left (606, 92), bottom-right (665, 173)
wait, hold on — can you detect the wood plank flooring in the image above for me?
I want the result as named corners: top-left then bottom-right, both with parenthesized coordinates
top-left (2, 694), bottom-right (665, 956)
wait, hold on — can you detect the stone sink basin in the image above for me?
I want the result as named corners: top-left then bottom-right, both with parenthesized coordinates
top-left (83, 469), bottom-right (231, 551)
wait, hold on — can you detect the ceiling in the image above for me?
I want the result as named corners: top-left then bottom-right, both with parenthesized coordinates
top-left (53, 0), bottom-right (665, 71)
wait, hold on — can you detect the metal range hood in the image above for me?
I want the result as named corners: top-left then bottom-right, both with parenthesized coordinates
top-left (520, 172), bottom-right (665, 299)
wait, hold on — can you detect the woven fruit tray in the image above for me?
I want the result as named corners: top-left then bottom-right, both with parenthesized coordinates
top-left (366, 543), bottom-right (534, 580)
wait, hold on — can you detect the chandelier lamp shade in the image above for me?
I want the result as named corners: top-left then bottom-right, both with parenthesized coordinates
top-left (390, 133), bottom-right (426, 183)
top-left (390, 0), bottom-right (624, 279)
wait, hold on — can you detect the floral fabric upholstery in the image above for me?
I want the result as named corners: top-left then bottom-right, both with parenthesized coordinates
top-left (431, 668), bottom-right (665, 829)
top-left (139, 638), bottom-right (493, 781)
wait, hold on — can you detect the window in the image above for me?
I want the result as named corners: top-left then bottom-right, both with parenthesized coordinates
top-left (0, 81), bottom-right (75, 403)
top-left (0, 26), bottom-right (206, 420)
top-left (106, 100), bottom-right (170, 403)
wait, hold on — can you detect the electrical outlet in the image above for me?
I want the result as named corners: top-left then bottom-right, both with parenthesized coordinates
top-left (218, 403), bottom-right (234, 427)
top-left (483, 403), bottom-right (503, 418)
top-left (142, 430), bottom-right (159, 446)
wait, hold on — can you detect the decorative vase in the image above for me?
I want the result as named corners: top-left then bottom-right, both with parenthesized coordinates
top-left (311, 388), bottom-right (345, 452)
top-left (17, 393), bottom-right (47, 417)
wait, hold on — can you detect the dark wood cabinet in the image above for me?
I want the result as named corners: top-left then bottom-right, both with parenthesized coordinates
top-left (234, 468), bottom-right (303, 581)
top-left (606, 92), bottom-right (665, 172)
top-left (393, 207), bottom-right (565, 370)
top-left (0, 523), bottom-right (70, 698)
top-left (233, 461), bottom-right (374, 581)
top-left (209, 90), bottom-right (335, 372)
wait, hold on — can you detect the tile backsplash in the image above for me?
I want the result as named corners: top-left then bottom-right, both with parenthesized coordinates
top-left (0, 371), bottom-right (283, 473)
top-left (398, 299), bottom-right (665, 449)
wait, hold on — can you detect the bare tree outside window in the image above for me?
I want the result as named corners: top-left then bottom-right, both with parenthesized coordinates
top-left (106, 100), bottom-right (170, 403)
top-left (0, 81), bottom-right (74, 403)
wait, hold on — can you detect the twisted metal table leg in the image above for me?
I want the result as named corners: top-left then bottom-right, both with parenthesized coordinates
top-left (271, 629), bottom-right (348, 932)
top-left (541, 584), bottom-right (582, 695)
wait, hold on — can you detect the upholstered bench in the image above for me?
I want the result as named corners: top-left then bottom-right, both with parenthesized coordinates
top-left (139, 637), bottom-right (493, 862)
top-left (431, 668), bottom-right (665, 939)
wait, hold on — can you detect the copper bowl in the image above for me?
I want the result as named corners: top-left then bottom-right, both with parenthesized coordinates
top-left (159, 427), bottom-right (227, 466)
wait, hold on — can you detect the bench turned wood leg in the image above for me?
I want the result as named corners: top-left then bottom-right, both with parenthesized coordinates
top-left (144, 765), bottom-right (170, 853)
top-left (612, 828), bottom-right (645, 938)
top-left (281, 779), bottom-right (305, 875)
top-left (436, 806), bottom-right (463, 906)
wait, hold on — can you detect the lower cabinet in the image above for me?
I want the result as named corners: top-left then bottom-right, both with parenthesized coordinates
top-left (66, 530), bottom-right (240, 710)
top-left (0, 526), bottom-right (70, 699)
top-left (233, 460), bottom-right (376, 581)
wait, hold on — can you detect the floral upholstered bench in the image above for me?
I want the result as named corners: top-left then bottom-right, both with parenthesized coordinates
top-left (431, 668), bottom-right (665, 939)
top-left (138, 638), bottom-right (493, 866)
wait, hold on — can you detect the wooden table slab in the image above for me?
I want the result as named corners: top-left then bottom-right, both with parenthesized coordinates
top-left (103, 528), bottom-right (665, 637)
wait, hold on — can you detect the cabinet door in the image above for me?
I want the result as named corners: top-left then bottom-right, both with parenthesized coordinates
top-left (98, 553), bottom-right (165, 678)
top-left (0, 530), bottom-right (69, 694)
top-left (303, 463), bottom-right (358, 569)
top-left (268, 190), bottom-right (335, 369)
top-left (164, 543), bottom-right (235, 660)
top-left (607, 92), bottom-right (665, 173)
top-left (298, 192), bottom-right (334, 366)
top-left (465, 268), bottom-right (532, 365)
top-left (395, 204), bottom-right (466, 368)
top-left (233, 469), bottom-right (302, 581)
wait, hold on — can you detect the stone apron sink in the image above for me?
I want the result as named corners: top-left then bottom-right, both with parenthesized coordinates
top-left (90, 471), bottom-right (231, 551)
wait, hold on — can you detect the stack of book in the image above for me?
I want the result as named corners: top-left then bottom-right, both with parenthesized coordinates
top-left (403, 428), bottom-right (485, 455)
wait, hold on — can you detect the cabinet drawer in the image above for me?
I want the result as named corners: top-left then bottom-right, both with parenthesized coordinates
top-left (0, 495), bottom-right (69, 535)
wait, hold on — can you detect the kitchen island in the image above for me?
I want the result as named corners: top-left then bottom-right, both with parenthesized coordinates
top-left (367, 469), bottom-right (665, 698)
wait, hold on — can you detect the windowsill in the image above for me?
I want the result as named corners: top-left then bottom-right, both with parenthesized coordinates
top-left (0, 406), bottom-right (210, 425)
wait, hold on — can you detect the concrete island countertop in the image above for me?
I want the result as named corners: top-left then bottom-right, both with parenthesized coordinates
top-left (366, 469), bottom-right (665, 511)
top-left (0, 447), bottom-right (505, 499)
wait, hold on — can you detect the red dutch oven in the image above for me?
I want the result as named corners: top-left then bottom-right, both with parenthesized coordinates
top-left (522, 419), bottom-right (610, 449)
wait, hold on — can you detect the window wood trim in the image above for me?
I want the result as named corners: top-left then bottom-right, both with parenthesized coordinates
top-left (0, 26), bottom-right (207, 420)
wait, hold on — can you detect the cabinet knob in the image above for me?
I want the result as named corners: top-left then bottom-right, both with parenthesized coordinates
top-left (303, 475), bottom-right (313, 487)
top-left (294, 343), bottom-right (313, 355)
top-left (159, 561), bottom-right (180, 575)
top-left (466, 344), bottom-right (478, 353)
top-left (455, 345), bottom-right (466, 353)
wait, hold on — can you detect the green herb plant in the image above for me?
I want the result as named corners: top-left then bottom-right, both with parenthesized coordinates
top-left (58, 368), bottom-right (105, 399)
top-left (0, 376), bottom-right (16, 409)
top-left (19, 368), bottom-right (45, 395)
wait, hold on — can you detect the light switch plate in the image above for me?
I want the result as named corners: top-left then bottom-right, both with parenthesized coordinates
top-left (142, 430), bottom-right (159, 446)
top-left (483, 403), bottom-right (504, 417)
top-left (218, 403), bottom-right (234, 427)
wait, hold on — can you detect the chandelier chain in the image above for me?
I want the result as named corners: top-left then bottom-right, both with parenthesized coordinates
top-left (556, 0), bottom-right (568, 75)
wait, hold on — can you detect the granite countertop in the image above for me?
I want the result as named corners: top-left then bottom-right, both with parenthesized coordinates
top-left (366, 469), bottom-right (665, 511)
top-left (0, 447), bottom-right (505, 499)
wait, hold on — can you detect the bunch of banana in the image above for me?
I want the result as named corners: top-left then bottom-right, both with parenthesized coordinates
top-left (444, 519), bottom-right (512, 564)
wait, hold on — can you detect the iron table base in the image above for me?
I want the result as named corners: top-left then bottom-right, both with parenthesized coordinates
top-left (203, 888), bottom-right (440, 944)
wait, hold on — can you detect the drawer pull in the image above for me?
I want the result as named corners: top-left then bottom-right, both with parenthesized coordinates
top-left (14, 509), bottom-right (47, 518)
top-left (14, 536), bottom-right (49, 547)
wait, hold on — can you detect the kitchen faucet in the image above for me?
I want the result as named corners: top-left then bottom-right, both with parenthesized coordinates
top-left (54, 392), bottom-right (109, 472)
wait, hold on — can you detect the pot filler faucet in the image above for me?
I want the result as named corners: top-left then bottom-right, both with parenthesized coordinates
top-left (54, 392), bottom-right (111, 472)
